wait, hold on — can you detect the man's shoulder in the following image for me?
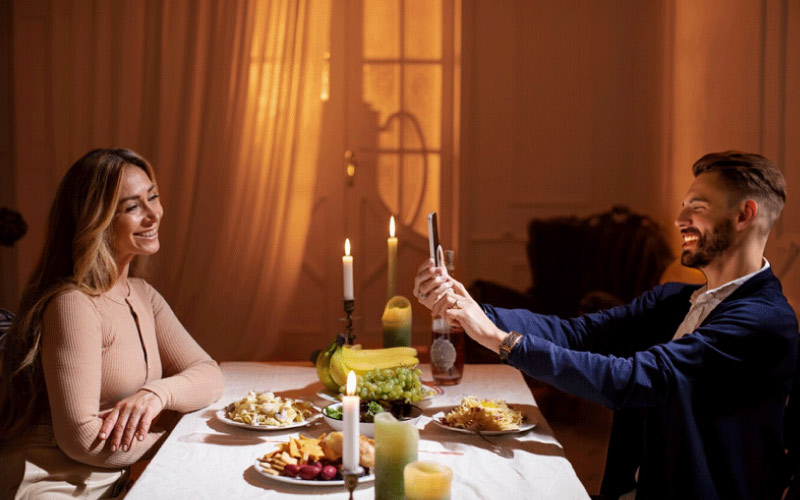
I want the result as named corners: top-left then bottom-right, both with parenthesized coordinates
top-left (646, 281), bottom-right (702, 302)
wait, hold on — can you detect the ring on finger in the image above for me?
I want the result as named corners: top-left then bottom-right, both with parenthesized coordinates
top-left (452, 298), bottom-right (461, 309)
top-left (419, 292), bottom-right (429, 299)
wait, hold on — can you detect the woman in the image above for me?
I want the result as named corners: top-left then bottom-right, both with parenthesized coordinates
top-left (0, 149), bottom-right (224, 499)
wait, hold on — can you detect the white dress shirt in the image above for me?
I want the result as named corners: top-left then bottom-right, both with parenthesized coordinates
top-left (672, 259), bottom-right (770, 340)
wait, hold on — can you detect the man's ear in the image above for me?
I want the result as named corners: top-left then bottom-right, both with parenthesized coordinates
top-left (736, 199), bottom-right (758, 230)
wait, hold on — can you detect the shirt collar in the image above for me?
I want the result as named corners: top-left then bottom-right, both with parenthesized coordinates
top-left (690, 258), bottom-right (770, 305)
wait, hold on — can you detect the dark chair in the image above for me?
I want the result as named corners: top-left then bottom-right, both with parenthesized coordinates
top-left (467, 205), bottom-right (673, 497)
top-left (783, 338), bottom-right (800, 499)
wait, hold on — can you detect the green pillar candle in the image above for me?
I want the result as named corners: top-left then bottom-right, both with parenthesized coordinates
top-left (381, 295), bottom-right (412, 347)
top-left (374, 412), bottom-right (418, 500)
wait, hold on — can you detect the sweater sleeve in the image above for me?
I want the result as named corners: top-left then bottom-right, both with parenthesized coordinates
top-left (140, 284), bottom-right (224, 412)
top-left (41, 291), bottom-right (167, 468)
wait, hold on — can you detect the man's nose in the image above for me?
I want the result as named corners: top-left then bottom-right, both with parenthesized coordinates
top-left (674, 207), bottom-right (690, 228)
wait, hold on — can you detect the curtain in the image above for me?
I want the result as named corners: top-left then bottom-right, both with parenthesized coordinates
top-left (11, 0), bottom-right (331, 360)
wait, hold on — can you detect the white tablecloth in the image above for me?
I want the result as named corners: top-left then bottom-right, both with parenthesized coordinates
top-left (126, 362), bottom-right (589, 500)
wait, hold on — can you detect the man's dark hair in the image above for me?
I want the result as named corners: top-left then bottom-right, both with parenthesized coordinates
top-left (692, 150), bottom-right (786, 233)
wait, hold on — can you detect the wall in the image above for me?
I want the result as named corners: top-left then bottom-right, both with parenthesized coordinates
top-left (460, 0), bottom-right (800, 312)
top-left (665, 0), bottom-right (800, 308)
top-left (0, 0), bottom-right (16, 309)
top-left (459, 0), bottom-right (668, 291)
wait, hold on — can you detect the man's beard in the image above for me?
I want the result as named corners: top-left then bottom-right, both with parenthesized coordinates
top-left (681, 219), bottom-right (734, 268)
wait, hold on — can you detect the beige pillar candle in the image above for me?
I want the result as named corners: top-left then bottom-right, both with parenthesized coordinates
top-left (404, 461), bottom-right (453, 500)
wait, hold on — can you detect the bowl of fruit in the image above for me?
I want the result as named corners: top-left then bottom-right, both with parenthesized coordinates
top-left (323, 365), bottom-right (425, 437)
top-left (323, 400), bottom-right (422, 438)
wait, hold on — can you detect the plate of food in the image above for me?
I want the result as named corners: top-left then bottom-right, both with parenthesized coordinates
top-left (217, 391), bottom-right (321, 431)
top-left (322, 401), bottom-right (423, 438)
top-left (254, 432), bottom-right (375, 486)
top-left (431, 396), bottom-right (536, 436)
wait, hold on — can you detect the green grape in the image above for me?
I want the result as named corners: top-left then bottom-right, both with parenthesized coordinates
top-left (348, 365), bottom-right (424, 402)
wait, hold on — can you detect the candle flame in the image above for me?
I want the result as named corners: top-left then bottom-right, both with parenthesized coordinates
top-left (345, 238), bottom-right (351, 256)
top-left (389, 216), bottom-right (396, 238)
top-left (346, 371), bottom-right (357, 396)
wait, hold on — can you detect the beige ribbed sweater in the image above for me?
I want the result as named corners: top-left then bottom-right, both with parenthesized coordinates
top-left (39, 278), bottom-right (224, 468)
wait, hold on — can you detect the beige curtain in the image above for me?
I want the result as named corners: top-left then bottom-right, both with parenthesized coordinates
top-left (11, 0), bottom-right (331, 360)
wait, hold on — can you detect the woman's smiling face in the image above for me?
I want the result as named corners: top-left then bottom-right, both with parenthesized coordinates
top-left (113, 164), bottom-right (162, 267)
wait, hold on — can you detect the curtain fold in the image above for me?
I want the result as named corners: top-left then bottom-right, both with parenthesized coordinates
top-left (12, 0), bottom-right (331, 360)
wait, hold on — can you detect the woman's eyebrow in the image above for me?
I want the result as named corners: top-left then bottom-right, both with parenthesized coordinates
top-left (118, 185), bottom-right (156, 203)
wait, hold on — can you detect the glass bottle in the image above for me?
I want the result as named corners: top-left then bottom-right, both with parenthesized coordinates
top-left (430, 250), bottom-right (465, 385)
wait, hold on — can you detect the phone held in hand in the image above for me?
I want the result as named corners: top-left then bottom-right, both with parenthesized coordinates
top-left (427, 211), bottom-right (440, 267)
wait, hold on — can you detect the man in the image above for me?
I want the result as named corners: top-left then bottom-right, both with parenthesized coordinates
top-left (415, 151), bottom-right (798, 499)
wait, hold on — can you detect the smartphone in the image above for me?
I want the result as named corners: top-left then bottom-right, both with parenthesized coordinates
top-left (427, 211), bottom-right (440, 267)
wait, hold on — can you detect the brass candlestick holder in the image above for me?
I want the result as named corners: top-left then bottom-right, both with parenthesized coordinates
top-left (343, 299), bottom-right (355, 345)
top-left (343, 466), bottom-right (364, 500)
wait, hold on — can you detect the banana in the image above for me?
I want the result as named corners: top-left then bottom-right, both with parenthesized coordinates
top-left (341, 346), bottom-right (418, 372)
top-left (316, 335), bottom-right (346, 392)
top-left (334, 346), bottom-right (419, 387)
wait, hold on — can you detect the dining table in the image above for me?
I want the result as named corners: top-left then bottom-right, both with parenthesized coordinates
top-left (125, 362), bottom-right (590, 500)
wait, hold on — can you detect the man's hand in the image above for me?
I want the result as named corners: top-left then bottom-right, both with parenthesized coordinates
top-left (98, 389), bottom-right (164, 452)
top-left (434, 283), bottom-right (507, 354)
top-left (413, 246), bottom-right (453, 310)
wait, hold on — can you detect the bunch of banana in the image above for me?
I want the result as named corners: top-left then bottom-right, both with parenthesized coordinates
top-left (315, 335), bottom-right (346, 393)
top-left (315, 337), bottom-right (418, 392)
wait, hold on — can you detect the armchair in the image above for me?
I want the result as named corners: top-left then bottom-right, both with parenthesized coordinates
top-left (467, 205), bottom-right (673, 497)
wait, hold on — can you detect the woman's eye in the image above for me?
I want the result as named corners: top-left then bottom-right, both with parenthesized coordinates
top-left (124, 204), bottom-right (139, 213)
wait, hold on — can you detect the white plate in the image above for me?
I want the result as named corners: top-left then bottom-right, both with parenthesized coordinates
top-left (316, 383), bottom-right (443, 404)
top-left (430, 410), bottom-right (536, 435)
top-left (216, 407), bottom-right (321, 431)
top-left (253, 459), bottom-right (374, 486)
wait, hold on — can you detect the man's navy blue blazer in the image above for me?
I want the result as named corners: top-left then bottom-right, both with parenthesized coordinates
top-left (485, 267), bottom-right (798, 499)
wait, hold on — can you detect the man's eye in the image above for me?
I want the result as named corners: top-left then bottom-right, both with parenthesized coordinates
top-left (148, 193), bottom-right (160, 202)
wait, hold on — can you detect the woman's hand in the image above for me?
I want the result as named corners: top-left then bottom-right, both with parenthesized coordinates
top-left (99, 389), bottom-right (164, 452)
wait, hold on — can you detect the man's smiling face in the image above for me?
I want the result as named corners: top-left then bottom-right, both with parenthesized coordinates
top-left (674, 172), bottom-right (738, 269)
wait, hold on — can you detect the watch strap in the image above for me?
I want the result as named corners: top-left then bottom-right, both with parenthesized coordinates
top-left (499, 331), bottom-right (523, 362)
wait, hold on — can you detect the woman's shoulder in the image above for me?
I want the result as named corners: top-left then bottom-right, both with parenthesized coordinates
top-left (128, 277), bottom-right (159, 298)
top-left (42, 286), bottom-right (102, 327)
top-left (47, 286), bottom-right (98, 310)
top-left (128, 278), bottom-right (168, 306)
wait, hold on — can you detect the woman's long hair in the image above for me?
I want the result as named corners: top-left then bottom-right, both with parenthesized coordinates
top-left (0, 148), bottom-right (156, 441)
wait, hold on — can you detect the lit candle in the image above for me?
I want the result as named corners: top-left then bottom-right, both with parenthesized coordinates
top-left (343, 238), bottom-right (354, 300)
top-left (387, 216), bottom-right (398, 300)
top-left (404, 461), bottom-right (453, 500)
top-left (342, 371), bottom-right (360, 472)
top-left (374, 412), bottom-right (419, 500)
top-left (382, 296), bottom-right (412, 347)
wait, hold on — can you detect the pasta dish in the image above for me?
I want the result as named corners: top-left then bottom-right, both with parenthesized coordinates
top-left (225, 391), bottom-right (316, 427)
top-left (440, 396), bottom-right (524, 431)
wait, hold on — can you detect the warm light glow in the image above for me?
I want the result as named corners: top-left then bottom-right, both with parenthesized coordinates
top-left (390, 216), bottom-right (396, 238)
top-left (346, 370), bottom-right (356, 395)
top-left (345, 238), bottom-right (351, 256)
